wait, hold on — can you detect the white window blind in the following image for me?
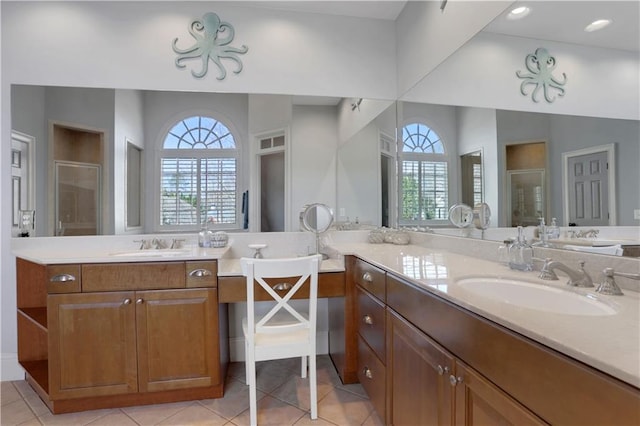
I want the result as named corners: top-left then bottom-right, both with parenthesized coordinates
top-left (160, 116), bottom-right (239, 228)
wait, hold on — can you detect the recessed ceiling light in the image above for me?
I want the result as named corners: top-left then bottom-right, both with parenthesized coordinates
top-left (507, 6), bottom-right (531, 20)
top-left (584, 19), bottom-right (612, 32)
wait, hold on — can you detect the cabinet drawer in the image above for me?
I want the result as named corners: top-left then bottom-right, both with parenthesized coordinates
top-left (47, 265), bottom-right (81, 294)
top-left (186, 261), bottom-right (218, 288)
top-left (354, 258), bottom-right (385, 301)
top-left (357, 335), bottom-right (386, 421)
top-left (356, 285), bottom-right (385, 362)
top-left (82, 262), bottom-right (185, 291)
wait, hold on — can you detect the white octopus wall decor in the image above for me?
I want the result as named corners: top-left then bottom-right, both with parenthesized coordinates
top-left (516, 47), bottom-right (567, 103)
top-left (172, 12), bottom-right (248, 80)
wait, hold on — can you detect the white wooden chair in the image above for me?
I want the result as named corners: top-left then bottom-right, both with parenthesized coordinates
top-left (240, 254), bottom-right (322, 426)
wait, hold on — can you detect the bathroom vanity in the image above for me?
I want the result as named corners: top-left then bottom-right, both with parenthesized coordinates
top-left (332, 247), bottom-right (640, 426)
top-left (16, 257), bottom-right (227, 414)
top-left (12, 234), bottom-right (640, 424)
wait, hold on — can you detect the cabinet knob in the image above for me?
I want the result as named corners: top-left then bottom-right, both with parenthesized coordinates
top-left (123, 298), bottom-right (132, 305)
top-left (362, 315), bottom-right (373, 325)
top-left (50, 274), bottom-right (76, 283)
top-left (362, 272), bottom-right (373, 282)
top-left (189, 268), bottom-right (212, 278)
top-left (449, 375), bottom-right (463, 386)
top-left (363, 367), bottom-right (373, 379)
top-left (136, 298), bottom-right (144, 304)
top-left (437, 365), bottom-right (449, 375)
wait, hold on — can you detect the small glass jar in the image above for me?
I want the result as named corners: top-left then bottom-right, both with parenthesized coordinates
top-left (198, 226), bottom-right (211, 248)
top-left (497, 239), bottom-right (513, 264)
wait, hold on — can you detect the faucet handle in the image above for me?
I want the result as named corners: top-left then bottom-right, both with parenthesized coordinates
top-left (596, 268), bottom-right (625, 296)
top-left (171, 238), bottom-right (186, 249)
top-left (134, 239), bottom-right (151, 250)
top-left (538, 258), bottom-right (558, 280)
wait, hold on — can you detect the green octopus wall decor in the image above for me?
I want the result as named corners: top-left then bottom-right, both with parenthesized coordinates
top-left (516, 47), bottom-right (567, 103)
top-left (172, 12), bottom-right (248, 80)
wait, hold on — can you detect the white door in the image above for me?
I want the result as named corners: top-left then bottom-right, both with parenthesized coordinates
top-left (11, 131), bottom-right (35, 236)
top-left (567, 151), bottom-right (609, 226)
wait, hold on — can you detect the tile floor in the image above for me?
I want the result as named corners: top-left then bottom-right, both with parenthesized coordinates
top-left (1, 356), bottom-right (383, 426)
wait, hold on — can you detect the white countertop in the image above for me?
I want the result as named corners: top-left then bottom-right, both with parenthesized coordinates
top-left (329, 242), bottom-right (640, 389)
top-left (217, 257), bottom-right (344, 276)
top-left (12, 245), bottom-right (231, 264)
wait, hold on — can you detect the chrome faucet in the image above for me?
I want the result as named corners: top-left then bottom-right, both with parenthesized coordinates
top-left (152, 238), bottom-right (169, 249)
top-left (576, 229), bottom-right (600, 238)
top-left (539, 259), bottom-right (593, 288)
top-left (596, 268), bottom-right (640, 296)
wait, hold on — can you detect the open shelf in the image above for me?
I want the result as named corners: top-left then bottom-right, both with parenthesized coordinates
top-left (18, 307), bottom-right (47, 330)
top-left (20, 359), bottom-right (49, 394)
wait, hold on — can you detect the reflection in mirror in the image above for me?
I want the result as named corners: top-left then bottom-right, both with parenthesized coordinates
top-left (448, 203), bottom-right (473, 228)
top-left (126, 141), bottom-right (142, 230)
top-left (55, 161), bottom-right (101, 236)
top-left (460, 151), bottom-right (482, 207)
top-left (336, 101), bottom-right (396, 228)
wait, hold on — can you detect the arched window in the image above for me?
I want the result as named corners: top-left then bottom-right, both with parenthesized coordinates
top-left (160, 116), bottom-right (239, 229)
top-left (400, 123), bottom-right (449, 222)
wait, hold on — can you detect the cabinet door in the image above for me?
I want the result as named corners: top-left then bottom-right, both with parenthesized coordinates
top-left (136, 288), bottom-right (219, 393)
top-left (388, 310), bottom-right (454, 426)
top-left (48, 292), bottom-right (137, 399)
top-left (453, 361), bottom-right (547, 426)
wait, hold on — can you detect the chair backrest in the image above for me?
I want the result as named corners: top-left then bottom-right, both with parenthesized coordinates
top-left (241, 255), bottom-right (322, 338)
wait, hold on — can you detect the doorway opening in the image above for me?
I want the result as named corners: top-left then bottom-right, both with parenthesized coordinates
top-left (50, 122), bottom-right (105, 236)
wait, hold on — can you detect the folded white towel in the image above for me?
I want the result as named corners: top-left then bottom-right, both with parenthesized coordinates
top-left (563, 244), bottom-right (623, 256)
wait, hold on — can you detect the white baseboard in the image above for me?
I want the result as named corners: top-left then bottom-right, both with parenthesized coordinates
top-left (1, 353), bottom-right (24, 381)
top-left (229, 331), bottom-right (329, 362)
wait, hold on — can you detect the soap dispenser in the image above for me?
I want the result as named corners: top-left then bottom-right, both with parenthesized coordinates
top-left (548, 218), bottom-right (560, 240)
top-left (509, 226), bottom-right (533, 271)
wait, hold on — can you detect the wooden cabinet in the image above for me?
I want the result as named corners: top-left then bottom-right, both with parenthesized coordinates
top-left (387, 309), bottom-right (543, 426)
top-left (453, 361), bottom-right (546, 426)
top-left (387, 310), bottom-right (454, 426)
top-left (349, 257), bottom-right (640, 426)
top-left (355, 260), bottom-right (387, 421)
top-left (16, 257), bottom-right (227, 414)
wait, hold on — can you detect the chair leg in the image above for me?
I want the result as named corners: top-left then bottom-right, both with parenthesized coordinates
top-left (247, 348), bottom-right (258, 426)
top-left (245, 340), bottom-right (250, 386)
top-left (309, 353), bottom-right (317, 420)
top-left (301, 355), bottom-right (307, 378)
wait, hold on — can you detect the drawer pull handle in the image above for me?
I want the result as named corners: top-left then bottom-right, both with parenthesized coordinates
top-left (50, 274), bottom-right (76, 283)
top-left (272, 282), bottom-right (292, 291)
top-left (449, 375), bottom-right (463, 386)
top-left (362, 272), bottom-right (373, 282)
top-left (189, 268), bottom-right (212, 278)
top-left (363, 367), bottom-right (373, 379)
top-left (136, 298), bottom-right (144, 305)
top-left (362, 315), bottom-right (373, 325)
top-left (123, 298), bottom-right (132, 305)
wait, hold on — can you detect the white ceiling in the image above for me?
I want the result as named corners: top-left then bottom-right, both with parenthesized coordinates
top-left (248, 1), bottom-right (638, 52)
top-left (482, 1), bottom-right (639, 53)
top-left (238, 1), bottom-right (408, 21)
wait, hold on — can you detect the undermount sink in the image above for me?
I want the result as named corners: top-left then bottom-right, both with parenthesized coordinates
top-left (110, 249), bottom-right (190, 257)
top-left (456, 277), bottom-right (617, 316)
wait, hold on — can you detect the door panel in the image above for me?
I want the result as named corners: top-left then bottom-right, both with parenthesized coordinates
top-left (568, 151), bottom-right (609, 226)
top-left (388, 310), bottom-right (454, 426)
top-left (48, 292), bottom-right (137, 399)
top-left (136, 288), bottom-right (219, 393)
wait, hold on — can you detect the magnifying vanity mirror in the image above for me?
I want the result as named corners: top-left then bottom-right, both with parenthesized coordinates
top-left (300, 203), bottom-right (334, 259)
